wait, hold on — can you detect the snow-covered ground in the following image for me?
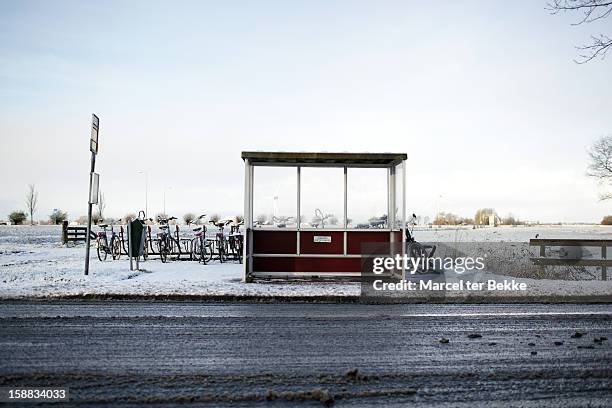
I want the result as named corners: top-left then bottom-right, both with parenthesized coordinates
top-left (0, 226), bottom-right (358, 299)
top-left (414, 223), bottom-right (612, 241)
top-left (1, 225), bottom-right (611, 300)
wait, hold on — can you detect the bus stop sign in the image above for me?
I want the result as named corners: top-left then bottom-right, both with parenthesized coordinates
top-left (90, 114), bottom-right (99, 154)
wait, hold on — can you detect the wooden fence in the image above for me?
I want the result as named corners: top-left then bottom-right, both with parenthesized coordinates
top-left (529, 239), bottom-right (611, 281)
top-left (61, 220), bottom-right (96, 244)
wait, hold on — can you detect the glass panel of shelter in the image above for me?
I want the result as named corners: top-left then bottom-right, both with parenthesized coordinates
top-left (346, 167), bottom-right (388, 229)
top-left (252, 163), bottom-right (401, 231)
top-left (299, 167), bottom-right (344, 229)
top-left (252, 166), bottom-right (297, 229)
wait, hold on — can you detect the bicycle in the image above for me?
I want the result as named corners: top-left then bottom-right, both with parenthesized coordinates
top-left (96, 223), bottom-right (121, 261)
top-left (405, 213), bottom-right (437, 274)
top-left (156, 216), bottom-right (179, 263)
top-left (210, 219), bottom-right (232, 263)
top-left (228, 221), bottom-right (244, 263)
top-left (191, 214), bottom-right (213, 264)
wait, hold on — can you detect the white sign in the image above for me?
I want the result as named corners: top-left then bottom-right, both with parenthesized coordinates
top-left (89, 173), bottom-right (99, 204)
top-left (313, 235), bottom-right (332, 243)
top-left (90, 113), bottom-right (99, 154)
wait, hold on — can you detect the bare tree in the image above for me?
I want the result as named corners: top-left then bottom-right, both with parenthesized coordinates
top-left (433, 212), bottom-right (462, 226)
top-left (183, 212), bottom-right (196, 225)
top-left (474, 208), bottom-right (497, 225)
top-left (49, 209), bottom-right (68, 225)
top-left (548, 0), bottom-right (612, 63)
top-left (96, 191), bottom-right (106, 220)
top-left (256, 214), bottom-right (268, 225)
top-left (587, 135), bottom-right (612, 200)
top-left (25, 184), bottom-right (38, 225)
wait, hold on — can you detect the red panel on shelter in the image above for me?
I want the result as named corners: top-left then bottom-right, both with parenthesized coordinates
top-left (253, 257), bottom-right (295, 272)
top-left (253, 230), bottom-right (297, 254)
top-left (295, 257), bottom-right (361, 272)
top-left (393, 231), bottom-right (402, 242)
top-left (347, 231), bottom-right (391, 254)
top-left (299, 231), bottom-right (344, 254)
top-left (253, 256), bottom-right (361, 273)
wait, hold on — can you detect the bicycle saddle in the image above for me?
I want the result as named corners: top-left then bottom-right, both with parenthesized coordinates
top-left (193, 227), bottom-right (202, 232)
top-left (98, 224), bottom-right (108, 228)
top-left (159, 225), bottom-right (168, 230)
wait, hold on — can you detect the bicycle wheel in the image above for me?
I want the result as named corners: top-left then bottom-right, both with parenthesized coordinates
top-left (111, 237), bottom-right (121, 260)
top-left (158, 240), bottom-right (168, 263)
top-left (407, 242), bottom-right (429, 274)
top-left (97, 239), bottom-right (107, 261)
top-left (191, 238), bottom-right (201, 261)
top-left (204, 241), bottom-right (213, 264)
top-left (237, 241), bottom-right (243, 264)
top-left (218, 239), bottom-right (227, 263)
top-left (121, 236), bottom-right (128, 256)
top-left (163, 238), bottom-right (173, 260)
top-left (141, 241), bottom-right (148, 261)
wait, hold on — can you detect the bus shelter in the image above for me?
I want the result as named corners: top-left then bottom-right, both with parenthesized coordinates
top-left (242, 152), bottom-right (407, 282)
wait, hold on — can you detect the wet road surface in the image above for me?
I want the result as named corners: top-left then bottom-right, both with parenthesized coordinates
top-left (0, 302), bottom-right (611, 407)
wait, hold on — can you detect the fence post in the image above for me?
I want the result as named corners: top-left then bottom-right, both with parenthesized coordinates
top-left (602, 245), bottom-right (607, 281)
top-left (61, 220), bottom-right (68, 244)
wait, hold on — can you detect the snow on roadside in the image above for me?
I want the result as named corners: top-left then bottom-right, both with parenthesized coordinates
top-left (0, 226), bottom-right (358, 298)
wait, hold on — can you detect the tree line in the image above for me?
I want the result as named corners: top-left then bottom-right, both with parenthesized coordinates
top-left (432, 208), bottom-right (523, 227)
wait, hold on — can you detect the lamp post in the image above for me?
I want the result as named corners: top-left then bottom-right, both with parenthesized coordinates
top-left (137, 170), bottom-right (148, 217)
top-left (163, 186), bottom-right (172, 216)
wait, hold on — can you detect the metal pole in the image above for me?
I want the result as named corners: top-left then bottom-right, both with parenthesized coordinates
top-left (243, 159), bottom-right (251, 282)
top-left (145, 172), bottom-right (148, 217)
top-left (297, 166), bottom-right (301, 230)
top-left (128, 221), bottom-right (133, 271)
top-left (343, 166), bottom-right (347, 255)
top-left (389, 165), bottom-right (396, 230)
top-left (297, 166), bottom-right (301, 256)
top-left (343, 166), bottom-right (347, 229)
top-left (402, 161), bottom-right (406, 278)
top-left (84, 151), bottom-right (96, 276)
top-left (163, 189), bottom-right (166, 215)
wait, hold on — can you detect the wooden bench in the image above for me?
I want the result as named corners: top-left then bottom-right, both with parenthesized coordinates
top-left (61, 221), bottom-right (96, 244)
top-left (529, 239), bottom-right (611, 280)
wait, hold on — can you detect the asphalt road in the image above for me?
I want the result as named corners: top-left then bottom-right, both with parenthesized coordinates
top-left (0, 302), bottom-right (611, 407)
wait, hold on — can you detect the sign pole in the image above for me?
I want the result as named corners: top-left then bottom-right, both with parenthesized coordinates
top-left (84, 151), bottom-right (96, 275)
top-left (85, 114), bottom-right (100, 276)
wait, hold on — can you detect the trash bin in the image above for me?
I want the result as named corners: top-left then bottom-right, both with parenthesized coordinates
top-left (128, 219), bottom-right (146, 258)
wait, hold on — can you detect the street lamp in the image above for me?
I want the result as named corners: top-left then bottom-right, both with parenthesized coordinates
top-left (137, 170), bottom-right (148, 217)
top-left (163, 186), bottom-right (172, 216)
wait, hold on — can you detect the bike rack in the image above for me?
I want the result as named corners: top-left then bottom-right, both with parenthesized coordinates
top-left (97, 216), bottom-right (245, 264)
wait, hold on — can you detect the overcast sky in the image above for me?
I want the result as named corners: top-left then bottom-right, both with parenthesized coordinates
top-left (0, 0), bottom-right (610, 223)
